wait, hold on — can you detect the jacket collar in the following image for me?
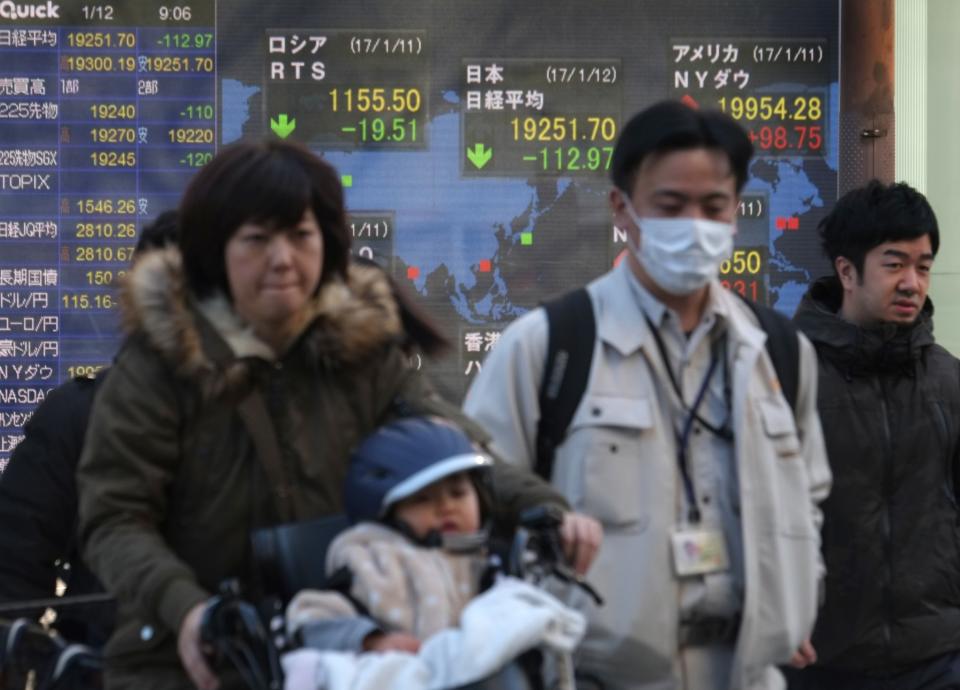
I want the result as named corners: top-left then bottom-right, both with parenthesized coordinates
top-left (593, 260), bottom-right (763, 356)
top-left (120, 247), bottom-right (403, 390)
top-left (590, 260), bottom-right (649, 356)
top-left (794, 275), bottom-right (935, 372)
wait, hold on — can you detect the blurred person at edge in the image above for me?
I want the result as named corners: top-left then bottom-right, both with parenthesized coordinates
top-left (0, 210), bottom-right (178, 648)
top-left (76, 140), bottom-right (599, 690)
top-left (787, 181), bottom-right (960, 690)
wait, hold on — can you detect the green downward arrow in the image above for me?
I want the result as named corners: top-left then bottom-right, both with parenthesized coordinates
top-left (270, 114), bottom-right (296, 139)
top-left (466, 143), bottom-right (492, 169)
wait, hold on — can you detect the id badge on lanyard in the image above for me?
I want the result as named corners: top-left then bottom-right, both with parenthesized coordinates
top-left (647, 322), bottom-right (733, 578)
top-left (670, 525), bottom-right (730, 576)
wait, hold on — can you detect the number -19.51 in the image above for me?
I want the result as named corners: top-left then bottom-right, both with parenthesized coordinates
top-left (348, 117), bottom-right (418, 143)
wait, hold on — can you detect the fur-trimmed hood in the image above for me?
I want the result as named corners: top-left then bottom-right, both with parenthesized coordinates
top-left (120, 247), bottom-right (403, 390)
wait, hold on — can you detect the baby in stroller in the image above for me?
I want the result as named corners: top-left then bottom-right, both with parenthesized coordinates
top-left (281, 416), bottom-right (589, 690)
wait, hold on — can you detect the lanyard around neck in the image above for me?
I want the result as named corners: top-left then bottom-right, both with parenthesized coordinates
top-left (644, 315), bottom-right (733, 523)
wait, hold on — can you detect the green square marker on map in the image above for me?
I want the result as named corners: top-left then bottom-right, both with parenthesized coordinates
top-left (521, 232), bottom-right (533, 245)
top-left (341, 175), bottom-right (353, 188)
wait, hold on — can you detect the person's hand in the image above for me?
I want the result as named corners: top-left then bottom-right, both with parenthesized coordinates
top-left (363, 631), bottom-right (421, 653)
top-left (789, 638), bottom-right (817, 668)
top-left (559, 511), bottom-right (603, 575)
top-left (178, 602), bottom-right (219, 690)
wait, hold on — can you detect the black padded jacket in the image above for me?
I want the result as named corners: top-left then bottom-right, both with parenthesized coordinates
top-left (794, 276), bottom-right (960, 674)
top-left (0, 374), bottom-right (115, 647)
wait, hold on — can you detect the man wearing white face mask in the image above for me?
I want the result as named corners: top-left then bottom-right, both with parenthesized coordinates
top-left (464, 101), bottom-right (830, 690)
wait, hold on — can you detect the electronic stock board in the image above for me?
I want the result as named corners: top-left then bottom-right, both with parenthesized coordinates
top-left (0, 0), bottom-right (840, 467)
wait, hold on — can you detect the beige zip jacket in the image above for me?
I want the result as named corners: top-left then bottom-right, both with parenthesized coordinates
top-left (464, 261), bottom-right (831, 690)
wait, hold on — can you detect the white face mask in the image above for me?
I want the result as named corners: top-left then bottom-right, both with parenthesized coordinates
top-left (623, 203), bottom-right (735, 296)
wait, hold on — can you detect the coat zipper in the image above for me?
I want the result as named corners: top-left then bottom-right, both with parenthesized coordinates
top-left (878, 377), bottom-right (894, 652)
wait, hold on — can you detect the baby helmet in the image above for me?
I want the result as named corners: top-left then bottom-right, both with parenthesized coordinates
top-left (344, 416), bottom-right (492, 525)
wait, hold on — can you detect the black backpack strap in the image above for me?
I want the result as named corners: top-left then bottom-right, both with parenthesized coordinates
top-left (535, 288), bottom-right (596, 480)
top-left (739, 296), bottom-right (800, 414)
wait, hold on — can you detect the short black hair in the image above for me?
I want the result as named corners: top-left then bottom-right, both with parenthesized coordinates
top-left (135, 209), bottom-right (178, 254)
top-left (178, 140), bottom-right (350, 299)
top-left (819, 180), bottom-right (939, 275)
top-left (611, 100), bottom-right (753, 195)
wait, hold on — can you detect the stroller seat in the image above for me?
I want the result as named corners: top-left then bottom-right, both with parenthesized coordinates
top-left (203, 507), bottom-right (598, 690)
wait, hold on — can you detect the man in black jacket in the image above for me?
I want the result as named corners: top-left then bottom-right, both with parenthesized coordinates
top-left (0, 211), bottom-right (178, 646)
top-left (0, 373), bottom-right (114, 645)
top-left (790, 181), bottom-right (960, 689)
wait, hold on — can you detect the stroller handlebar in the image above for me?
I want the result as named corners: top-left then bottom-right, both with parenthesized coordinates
top-left (506, 505), bottom-right (604, 606)
top-left (200, 579), bottom-right (283, 690)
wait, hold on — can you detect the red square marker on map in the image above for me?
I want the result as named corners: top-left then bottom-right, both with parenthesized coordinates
top-left (787, 217), bottom-right (799, 230)
top-left (776, 217), bottom-right (788, 230)
top-left (479, 259), bottom-right (492, 273)
top-left (407, 266), bottom-right (420, 279)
